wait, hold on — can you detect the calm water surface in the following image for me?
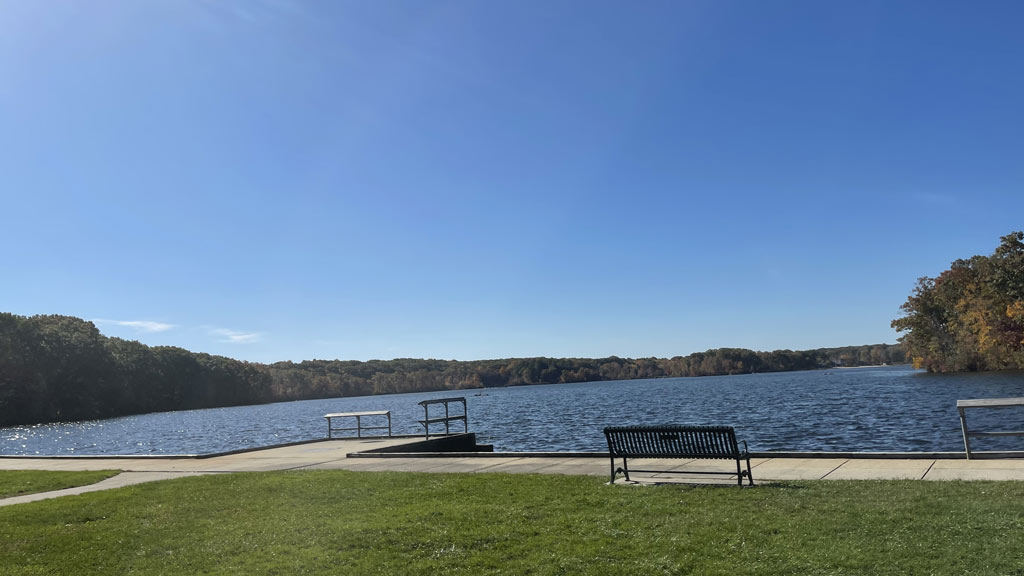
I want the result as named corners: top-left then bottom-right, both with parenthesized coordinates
top-left (4, 366), bottom-right (1024, 455)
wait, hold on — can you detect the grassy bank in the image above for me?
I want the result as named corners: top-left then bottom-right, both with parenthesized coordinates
top-left (0, 470), bottom-right (118, 499)
top-left (2, 471), bottom-right (1023, 575)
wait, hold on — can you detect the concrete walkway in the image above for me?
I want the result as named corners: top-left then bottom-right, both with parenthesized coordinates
top-left (4, 439), bottom-right (1024, 505)
top-left (0, 471), bottom-right (213, 507)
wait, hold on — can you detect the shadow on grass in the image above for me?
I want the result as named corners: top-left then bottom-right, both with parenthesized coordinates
top-left (608, 478), bottom-right (814, 491)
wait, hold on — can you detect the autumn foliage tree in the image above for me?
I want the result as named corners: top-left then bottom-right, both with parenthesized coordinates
top-left (892, 231), bottom-right (1024, 372)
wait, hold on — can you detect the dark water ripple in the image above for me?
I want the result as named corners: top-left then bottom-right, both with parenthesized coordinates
top-left (3, 366), bottom-right (1024, 455)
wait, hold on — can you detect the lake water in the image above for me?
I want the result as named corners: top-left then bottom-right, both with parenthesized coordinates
top-left (3, 366), bottom-right (1024, 456)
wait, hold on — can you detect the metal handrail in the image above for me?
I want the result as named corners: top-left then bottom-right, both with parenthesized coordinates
top-left (418, 397), bottom-right (468, 438)
top-left (957, 397), bottom-right (1024, 459)
top-left (324, 411), bottom-right (392, 439)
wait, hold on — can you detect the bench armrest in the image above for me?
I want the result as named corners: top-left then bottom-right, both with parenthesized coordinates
top-left (740, 439), bottom-right (749, 456)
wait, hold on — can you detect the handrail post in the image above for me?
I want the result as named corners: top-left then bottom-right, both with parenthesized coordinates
top-left (959, 406), bottom-right (972, 460)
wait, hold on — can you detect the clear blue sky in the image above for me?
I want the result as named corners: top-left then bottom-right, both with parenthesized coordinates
top-left (2, 1), bottom-right (1023, 363)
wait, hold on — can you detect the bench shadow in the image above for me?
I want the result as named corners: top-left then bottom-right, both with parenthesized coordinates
top-left (609, 478), bottom-right (752, 489)
top-left (608, 478), bottom-right (807, 490)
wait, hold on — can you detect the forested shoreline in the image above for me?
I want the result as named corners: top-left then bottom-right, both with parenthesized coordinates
top-left (892, 231), bottom-right (1024, 372)
top-left (0, 312), bottom-right (904, 427)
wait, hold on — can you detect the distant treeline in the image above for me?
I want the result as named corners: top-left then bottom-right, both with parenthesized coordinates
top-left (0, 312), bottom-right (905, 426)
top-left (892, 231), bottom-right (1024, 372)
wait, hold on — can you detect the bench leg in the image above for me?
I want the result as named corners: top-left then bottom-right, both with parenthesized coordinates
top-left (735, 456), bottom-right (755, 487)
top-left (609, 457), bottom-right (631, 483)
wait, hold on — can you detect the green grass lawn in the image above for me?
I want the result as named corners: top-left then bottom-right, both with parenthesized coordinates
top-left (0, 469), bottom-right (119, 499)
top-left (2, 471), bottom-right (1023, 575)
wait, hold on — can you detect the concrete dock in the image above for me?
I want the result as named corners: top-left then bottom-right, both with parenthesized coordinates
top-left (3, 438), bottom-right (1024, 505)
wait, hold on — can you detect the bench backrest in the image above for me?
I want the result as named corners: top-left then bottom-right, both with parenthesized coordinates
top-left (604, 425), bottom-right (741, 459)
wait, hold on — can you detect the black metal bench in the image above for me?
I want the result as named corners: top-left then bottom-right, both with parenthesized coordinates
top-left (603, 425), bottom-right (754, 486)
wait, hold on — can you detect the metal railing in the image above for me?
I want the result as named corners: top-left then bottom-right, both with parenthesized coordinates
top-left (418, 397), bottom-right (468, 438)
top-left (957, 397), bottom-right (1024, 459)
top-left (324, 411), bottom-right (393, 439)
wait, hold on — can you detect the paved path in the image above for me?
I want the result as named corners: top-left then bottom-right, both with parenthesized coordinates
top-left (4, 439), bottom-right (1024, 505)
top-left (0, 471), bottom-right (213, 507)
